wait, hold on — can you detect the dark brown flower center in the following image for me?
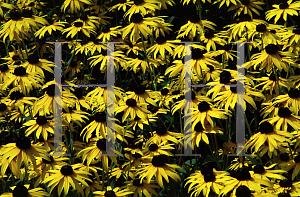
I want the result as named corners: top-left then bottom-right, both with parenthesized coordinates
top-left (265, 44), bottom-right (278, 55)
top-left (288, 88), bottom-right (300, 98)
top-left (278, 107), bottom-right (292, 118)
top-left (133, 85), bottom-right (145, 94)
top-left (198, 101), bottom-right (210, 112)
top-left (126, 98), bottom-right (137, 107)
top-left (219, 71), bottom-right (232, 84)
top-left (204, 30), bottom-right (214, 39)
top-left (204, 173), bottom-right (215, 182)
top-left (269, 73), bottom-right (276, 81)
top-left (22, 9), bottom-right (33, 18)
top-left (134, 0), bottom-right (144, 5)
top-left (279, 2), bottom-right (289, 9)
top-left (131, 13), bottom-right (143, 23)
top-left (156, 126), bottom-right (167, 135)
top-left (0, 103), bottom-right (7, 111)
top-left (294, 155), bottom-right (300, 163)
top-left (10, 10), bottom-right (22, 21)
top-left (293, 28), bottom-right (300, 35)
top-left (28, 54), bottom-right (40, 64)
top-left (16, 137), bottom-right (31, 150)
top-left (74, 22), bottom-right (83, 27)
top-left (259, 122), bottom-right (273, 134)
top-left (102, 25), bottom-right (111, 33)
top-left (13, 185), bottom-right (29, 197)
top-left (149, 144), bottom-right (159, 151)
top-left (13, 67), bottom-right (26, 76)
top-left (236, 186), bottom-right (251, 197)
top-left (280, 153), bottom-right (290, 161)
top-left (194, 122), bottom-right (204, 132)
top-left (241, 0), bottom-right (250, 5)
top-left (278, 193), bottom-right (291, 197)
top-left (156, 36), bottom-right (167, 44)
top-left (104, 191), bottom-right (116, 197)
top-left (279, 179), bottom-right (292, 187)
top-left (256, 24), bottom-right (267, 32)
top-left (97, 139), bottom-right (106, 150)
top-left (36, 116), bottom-right (47, 125)
top-left (192, 48), bottom-right (205, 60)
top-left (235, 168), bottom-right (251, 180)
top-left (161, 88), bottom-right (169, 95)
top-left (152, 155), bottom-right (167, 167)
top-left (10, 91), bottom-right (24, 100)
top-left (60, 165), bottom-right (74, 176)
top-left (253, 165), bottom-right (265, 174)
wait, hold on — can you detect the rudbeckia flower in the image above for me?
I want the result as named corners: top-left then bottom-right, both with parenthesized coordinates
top-left (127, 53), bottom-right (159, 74)
top-left (61, 0), bottom-right (93, 13)
top-left (213, 0), bottom-right (239, 8)
top-left (1, 66), bottom-right (43, 95)
top-left (22, 54), bottom-right (54, 78)
top-left (93, 186), bottom-right (133, 197)
top-left (0, 184), bottom-right (49, 197)
top-left (1, 45), bottom-right (27, 65)
top-left (23, 115), bottom-right (54, 141)
top-left (192, 101), bottom-right (231, 128)
top-left (147, 126), bottom-right (183, 144)
top-left (147, 36), bottom-right (178, 59)
top-left (43, 164), bottom-right (92, 196)
top-left (246, 43), bottom-right (295, 72)
top-left (142, 141), bottom-right (174, 156)
top-left (0, 136), bottom-right (48, 175)
top-left (34, 18), bottom-right (67, 39)
top-left (109, 0), bottom-right (134, 12)
top-left (279, 154), bottom-right (300, 180)
top-left (255, 73), bottom-right (291, 96)
top-left (77, 138), bottom-right (121, 171)
top-left (272, 88), bottom-right (300, 115)
top-left (115, 97), bottom-right (149, 122)
top-left (122, 13), bottom-right (160, 43)
top-left (262, 106), bottom-right (300, 131)
top-left (272, 178), bottom-right (300, 194)
top-left (181, 0), bottom-right (211, 6)
top-left (220, 168), bottom-right (273, 196)
top-left (138, 155), bottom-right (181, 188)
top-left (97, 25), bottom-right (122, 42)
top-left (81, 111), bottom-right (108, 141)
top-left (245, 121), bottom-right (293, 157)
top-left (266, 0), bottom-right (300, 24)
top-left (228, 0), bottom-right (264, 19)
top-left (251, 164), bottom-right (287, 181)
top-left (185, 122), bottom-right (223, 148)
top-left (124, 0), bottom-right (160, 20)
top-left (0, 1), bottom-right (14, 17)
top-left (200, 30), bottom-right (227, 51)
top-left (248, 23), bottom-right (280, 45)
top-left (185, 166), bottom-right (231, 197)
top-left (177, 14), bottom-right (216, 40)
top-left (63, 21), bottom-right (96, 38)
top-left (126, 179), bottom-right (160, 197)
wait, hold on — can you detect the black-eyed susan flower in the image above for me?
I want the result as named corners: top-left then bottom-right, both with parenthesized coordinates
top-left (43, 164), bottom-right (92, 196)
top-left (251, 164), bottom-right (287, 182)
top-left (122, 13), bottom-right (160, 43)
top-left (93, 186), bottom-right (133, 197)
top-left (220, 168), bottom-right (273, 196)
top-left (138, 155), bottom-right (181, 188)
top-left (255, 73), bottom-right (292, 96)
top-left (23, 115), bottom-right (54, 141)
top-left (266, 0), bottom-right (300, 24)
top-left (82, 175), bottom-right (103, 197)
top-left (22, 54), bottom-right (54, 78)
top-left (124, 0), bottom-right (160, 20)
top-left (115, 97), bottom-right (149, 122)
top-left (0, 184), bottom-right (49, 197)
top-left (200, 30), bottom-right (227, 51)
top-left (272, 178), bottom-right (300, 194)
top-left (61, 0), bottom-right (93, 13)
top-left (262, 107), bottom-right (300, 131)
top-left (97, 25), bottom-right (122, 42)
top-left (77, 138), bottom-right (120, 171)
top-left (142, 141), bottom-right (174, 156)
top-left (213, 0), bottom-right (239, 8)
top-left (63, 21), bottom-right (96, 38)
top-left (1, 66), bottom-right (43, 95)
top-left (282, 154), bottom-right (300, 180)
top-left (126, 179), bottom-right (159, 197)
top-left (34, 18), bottom-right (67, 39)
top-left (109, 0), bottom-right (134, 12)
top-left (245, 121), bottom-right (293, 157)
top-left (147, 126), bottom-right (183, 145)
top-left (272, 88), bottom-right (300, 115)
top-left (186, 122), bottom-right (223, 148)
top-left (0, 136), bottom-right (48, 175)
top-left (127, 53), bottom-right (159, 74)
top-left (192, 101), bottom-right (231, 128)
top-left (228, 0), bottom-right (264, 19)
top-left (185, 167), bottom-right (231, 197)
top-left (177, 14), bottom-right (216, 40)
top-left (146, 36), bottom-right (178, 59)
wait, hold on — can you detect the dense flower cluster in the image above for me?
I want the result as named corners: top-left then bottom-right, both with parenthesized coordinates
top-left (0, 0), bottom-right (300, 197)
